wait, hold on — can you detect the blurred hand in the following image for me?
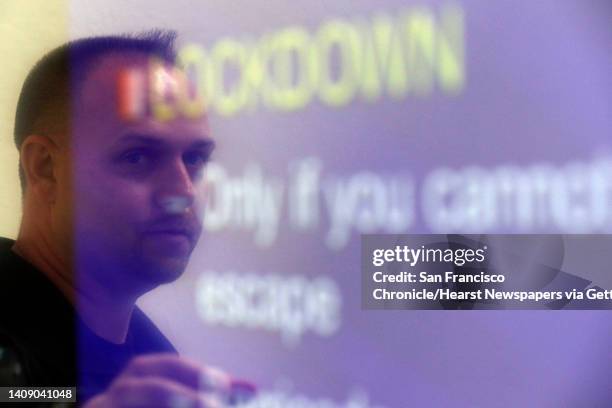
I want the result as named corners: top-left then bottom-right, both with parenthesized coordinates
top-left (83, 353), bottom-right (255, 408)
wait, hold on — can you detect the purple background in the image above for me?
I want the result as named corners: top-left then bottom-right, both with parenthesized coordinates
top-left (70, 0), bottom-right (612, 406)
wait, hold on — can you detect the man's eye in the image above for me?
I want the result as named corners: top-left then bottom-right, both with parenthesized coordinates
top-left (183, 151), bottom-right (210, 167)
top-left (121, 149), bottom-right (151, 165)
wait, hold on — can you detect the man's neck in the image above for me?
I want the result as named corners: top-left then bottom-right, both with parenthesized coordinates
top-left (13, 229), bottom-right (135, 344)
top-left (77, 280), bottom-right (136, 344)
top-left (13, 228), bottom-right (72, 295)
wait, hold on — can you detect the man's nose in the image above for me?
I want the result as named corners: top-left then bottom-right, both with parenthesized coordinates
top-left (154, 158), bottom-right (195, 215)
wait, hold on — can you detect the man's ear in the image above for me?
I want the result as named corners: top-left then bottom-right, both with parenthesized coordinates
top-left (20, 134), bottom-right (58, 202)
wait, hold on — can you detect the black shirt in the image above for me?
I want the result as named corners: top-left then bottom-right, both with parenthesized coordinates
top-left (0, 237), bottom-right (176, 404)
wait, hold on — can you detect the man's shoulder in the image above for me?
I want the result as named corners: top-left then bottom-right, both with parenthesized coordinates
top-left (0, 236), bottom-right (74, 328)
top-left (0, 234), bottom-right (76, 335)
top-left (0, 237), bottom-right (177, 388)
top-left (0, 237), bottom-right (21, 288)
top-left (0, 237), bottom-right (77, 386)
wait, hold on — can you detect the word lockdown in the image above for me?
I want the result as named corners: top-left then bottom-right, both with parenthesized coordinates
top-left (117, 3), bottom-right (465, 120)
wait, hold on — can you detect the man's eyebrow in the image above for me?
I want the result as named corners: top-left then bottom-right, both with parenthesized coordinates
top-left (116, 133), bottom-right (215, 150)
top-left (116, 133), bottom-right (167, 146)
top-left (190, 139), bottom-right (216, 151)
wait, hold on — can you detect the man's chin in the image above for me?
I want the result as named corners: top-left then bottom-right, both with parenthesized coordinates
top-left (138, 254), bottom-right (190, 285)
top-left (137, 234), bottom-right (195, 284)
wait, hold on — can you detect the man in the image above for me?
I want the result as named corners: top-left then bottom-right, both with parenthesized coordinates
top-left (0, 31), bottom-right (253, 406)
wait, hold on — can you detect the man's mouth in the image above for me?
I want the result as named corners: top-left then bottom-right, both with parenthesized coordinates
top-left (144, 219), bottom-right (200, 241)
top-left (142, 218), bottom-right (201, 255)
top-left (146, 228), bottom-right (192, 239)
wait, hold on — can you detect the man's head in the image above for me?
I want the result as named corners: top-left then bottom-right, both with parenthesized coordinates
top-left (14, 31), bottom-right (212, 296)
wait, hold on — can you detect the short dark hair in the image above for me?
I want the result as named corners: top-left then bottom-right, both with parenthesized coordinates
top-left (14, 30), bottom-right (177, 190)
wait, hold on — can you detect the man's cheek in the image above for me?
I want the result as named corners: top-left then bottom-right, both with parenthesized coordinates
top-left (107, 192), bottom-right (152, 227)
top-left (193, 184), bottom-right (208, 219)
top-left (76, 181), bottom-right (151, 236)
